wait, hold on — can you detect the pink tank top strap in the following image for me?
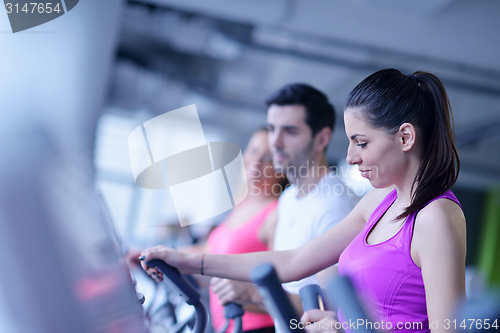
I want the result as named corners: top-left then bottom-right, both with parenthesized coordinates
top-left (227, 199), bottom-right (277, 230)
top-left (254, 200), bottom-right (279, 228)
top-left (233, 199), bottom-right (278, 237)
top-left (208, 199), bottom-right (278, 255)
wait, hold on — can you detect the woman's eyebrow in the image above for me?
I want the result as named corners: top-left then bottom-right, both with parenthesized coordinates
top-left (350, 134), bottom-right (366, 140)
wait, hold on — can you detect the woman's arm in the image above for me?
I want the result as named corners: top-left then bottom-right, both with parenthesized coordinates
top-left (412, 199), bottom-right (466, 333)
top-left (140, 188), bottom-right (387, 283)
top-left (141, 208), bottom-right (362, 282)
top-left (179, 242), bottom-right (209, 254)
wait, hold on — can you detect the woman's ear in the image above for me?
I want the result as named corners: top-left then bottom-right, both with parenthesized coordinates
top-left (398, 123), bottom-right (416, 152)
top-left (314, 127), bottom-right (332, 152)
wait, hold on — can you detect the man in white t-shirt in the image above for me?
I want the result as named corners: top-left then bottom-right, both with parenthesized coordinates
top-left (211, 84), bottom-right (358, 330)
top-left (274, 173), bottom-right (358, 295)
top-left (266, 83), bottom-right (358, 322)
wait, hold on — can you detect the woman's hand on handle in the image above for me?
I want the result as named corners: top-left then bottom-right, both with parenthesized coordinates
top-left (139, 245), bottom-right (201, 281)
top-left (211, 277), bottom-right (263, 307)
top-left (301, 310), bottom-right (340, 333)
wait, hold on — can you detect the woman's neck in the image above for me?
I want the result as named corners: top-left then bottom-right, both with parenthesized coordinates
top-left (394, 154), bottom-right (421, 208)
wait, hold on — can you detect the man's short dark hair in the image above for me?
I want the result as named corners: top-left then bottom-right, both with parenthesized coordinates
top-left (265, 83), bottom-right (335, 137)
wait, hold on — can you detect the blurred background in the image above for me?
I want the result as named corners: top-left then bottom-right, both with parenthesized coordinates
top-left (1, 0), bottom-right (499, 332)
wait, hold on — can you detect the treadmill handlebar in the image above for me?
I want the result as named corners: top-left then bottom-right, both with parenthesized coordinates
top-left (146, 259), bottom-right (200, 305)
top-left (225, 302), bottom-right (244, 319)
top-left (250, 263), bottom-right (304, 333)
top-left (328, 276), bottom-right (376, 333)
top-left (147, 259), bottom-right (244, 333)
top-left (300, 284), bottom-right (324, 311)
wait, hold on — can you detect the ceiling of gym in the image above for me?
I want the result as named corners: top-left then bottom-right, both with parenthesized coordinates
top-left (107, 0), bottom-right (500, 189)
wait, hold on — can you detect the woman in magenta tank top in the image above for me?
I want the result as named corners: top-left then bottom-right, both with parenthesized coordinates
top-left (300, 70), bottom-right (465, 332)
top-left (141, 69), bottom-right (466, 333)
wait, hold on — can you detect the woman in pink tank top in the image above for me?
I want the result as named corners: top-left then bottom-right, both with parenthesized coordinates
top-left (141, 69), bottom-right (466, 333)
top-left (186, 128), bottom-right (286, 333)
top-left (208, 199), bottom-right (278, 333)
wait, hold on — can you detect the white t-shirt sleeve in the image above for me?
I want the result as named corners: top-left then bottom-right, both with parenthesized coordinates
top-left (313, 206), bottom-right (347, 236)
top-left (277, 179), bottom-right (358, 296)
top-left (282, 198), bottom-right (357, 294)
top-left (282, 274), bottom-right (320, 294)
top-left (280, 205), bottom-right (348, 295)
top-left (313, 193), bottom-right (359, 236)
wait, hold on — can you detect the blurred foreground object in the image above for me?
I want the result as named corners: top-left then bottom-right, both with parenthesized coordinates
top-left (0, 127), bottom-right (149, 333)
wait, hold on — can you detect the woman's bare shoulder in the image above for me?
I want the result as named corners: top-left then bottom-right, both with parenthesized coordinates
top-left (416, 197), bottom-right (465, 232)
top-left (412, 197), bottom-right (466, 266)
